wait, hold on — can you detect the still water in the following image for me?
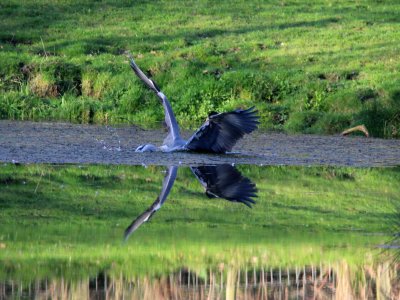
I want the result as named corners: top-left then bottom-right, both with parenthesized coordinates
top-left (1, 164), bottom-right (399, 299)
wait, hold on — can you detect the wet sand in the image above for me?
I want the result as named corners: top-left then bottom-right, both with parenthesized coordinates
top-left (0, 120), bottom-right (399, 167)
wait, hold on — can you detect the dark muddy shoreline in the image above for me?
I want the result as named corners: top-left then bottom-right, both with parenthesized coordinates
top-left (0, 120), bottom-right (399, 167)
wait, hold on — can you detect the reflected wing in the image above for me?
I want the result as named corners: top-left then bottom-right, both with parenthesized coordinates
top-left (191, 164), bottom-right (257, 207)
top-left (124, 166), bottom-right (178, 240)
top-left (185, 107), bottom-right (259, 153)
top-left (127, 53), bottom-right (182, 144)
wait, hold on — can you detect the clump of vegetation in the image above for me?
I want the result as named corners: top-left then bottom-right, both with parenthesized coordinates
top-left (0, 0), bottom-right (399, 137)
top-left (29, 73), bottom-right (57, 97)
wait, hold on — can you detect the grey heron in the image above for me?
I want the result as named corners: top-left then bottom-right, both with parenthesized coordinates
top-left (124, 164), bottom-right (257, 240)
top-left (128, 54), bottom-right (260, 153)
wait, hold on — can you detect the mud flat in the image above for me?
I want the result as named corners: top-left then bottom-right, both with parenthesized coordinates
top-left (0, 120), bottom-right (399, 167)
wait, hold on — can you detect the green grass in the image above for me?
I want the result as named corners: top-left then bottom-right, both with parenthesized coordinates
top-left (0, 0), bottom-right (399, 136)
top-left (0, 164), bottom-right (399, 281)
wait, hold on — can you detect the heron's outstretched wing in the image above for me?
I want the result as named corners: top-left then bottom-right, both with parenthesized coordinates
top-left (124, 166), bottom-right (178, 240)
top-left (191, 164), bottom-right (257, 207)
top-left (128, 54), bottom-right (160, 93)
top-left (185, 107), bottom-right (259, 153)
top-left (127, 53), bottom-right (182, 145)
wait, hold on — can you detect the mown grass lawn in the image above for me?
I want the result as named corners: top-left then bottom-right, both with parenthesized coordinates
top-left (0, 0), bottom-right (399, 137)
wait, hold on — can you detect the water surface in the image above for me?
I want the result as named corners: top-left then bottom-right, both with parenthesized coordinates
top-left (1, 163), bottom-right (399, 299)
top-left (1, 120), bottom-right (400, 166)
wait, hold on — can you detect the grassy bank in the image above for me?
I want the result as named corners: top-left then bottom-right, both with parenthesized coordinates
top-left (0, 0), bottom-right (399, 137)
top-left (1, 164), bottom-right (399, 280)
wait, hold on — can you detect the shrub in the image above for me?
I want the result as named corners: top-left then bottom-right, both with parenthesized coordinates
top-left (285, 111), bottom-right (323, 133)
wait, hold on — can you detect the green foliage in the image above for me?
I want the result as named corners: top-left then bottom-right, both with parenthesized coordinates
top-left (356, 100), bottom-right (400, 138)
top-left (314, 113), bottom-right (353, 134)
top-left (285, 111), bottom-right (323, 133)
top-left (1, 0), bottom-right (400, 136)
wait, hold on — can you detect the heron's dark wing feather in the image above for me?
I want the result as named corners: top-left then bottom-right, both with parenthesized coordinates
top-left (191, 164), bottom-right (257, 207)
top-left (124, 166), bottom-right (178, 240)
top-left (185, 107), bottom-right (259, 153)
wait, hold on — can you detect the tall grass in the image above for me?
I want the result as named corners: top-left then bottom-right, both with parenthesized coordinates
top-left (1, 262), bottom-right (398, 299)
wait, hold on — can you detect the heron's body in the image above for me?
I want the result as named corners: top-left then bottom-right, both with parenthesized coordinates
top-left (128, 54), bottom-right (259, 153)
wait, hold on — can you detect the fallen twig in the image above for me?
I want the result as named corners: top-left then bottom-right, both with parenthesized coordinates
top-left (341, 125), bottom-right (369, 137)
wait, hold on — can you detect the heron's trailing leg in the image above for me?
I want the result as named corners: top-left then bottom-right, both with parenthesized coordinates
top-left (135, 144), bottom-right (158, 152)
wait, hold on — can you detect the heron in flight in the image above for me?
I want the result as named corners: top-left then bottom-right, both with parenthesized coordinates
top-left (124, 164), bottom-right (257, 240)
top-left (128, 54), bottom-right (259, 153)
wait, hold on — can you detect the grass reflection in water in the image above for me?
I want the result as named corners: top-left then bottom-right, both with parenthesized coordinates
top-left (0, 164), bottom-right (399, 298)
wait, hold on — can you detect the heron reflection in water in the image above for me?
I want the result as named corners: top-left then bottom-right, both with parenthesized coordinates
top-left (128, 53), bottom-right (259, 153)
top-left (124, 165), bottom-right (257, 240)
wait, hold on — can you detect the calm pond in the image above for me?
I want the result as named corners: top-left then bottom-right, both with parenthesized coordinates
top-left (1, 163), bottom-right (399, 299)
